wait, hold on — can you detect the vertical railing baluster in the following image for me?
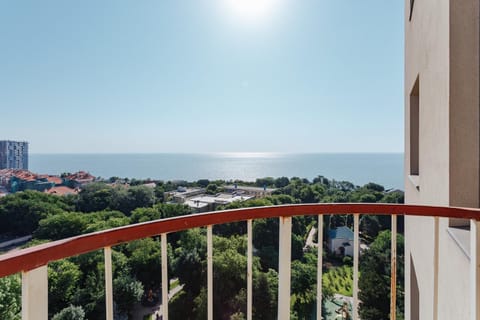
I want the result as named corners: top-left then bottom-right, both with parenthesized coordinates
top-left (353, 214), bottom-right (359, 320)
top-left (161, 233), bottom-right (169, 320)
top-left (278, 216), bottom-right (292, 320)
top-left (317, 215), bottom-right (323, 320)
top-left (391, 214), bottom-right (397, 320)
top-left (22, 265), bottom-right (48, 320)
top-left (207, 225), bottom-right (213, 320)
top-left (247, 219), bottom-right (253, 320)
top-left (104, 247), bottom-right (113, 320)
top-left (470, 219), bottom-right (480, 320)
top-left (433, 216), bottom-right (439, 320)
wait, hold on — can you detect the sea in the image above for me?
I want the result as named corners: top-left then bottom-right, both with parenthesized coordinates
top-left (29, 153), bottom-right (404, 190)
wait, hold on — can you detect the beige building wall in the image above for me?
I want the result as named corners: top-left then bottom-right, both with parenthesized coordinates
top-left (404, 0), bottom-right (479, 319)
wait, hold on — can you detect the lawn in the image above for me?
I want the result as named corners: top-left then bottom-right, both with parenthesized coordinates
top-left (323, 265), bottom-right (353, 296)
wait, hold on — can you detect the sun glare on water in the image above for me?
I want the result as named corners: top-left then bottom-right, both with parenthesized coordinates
top-left (216, 152), bottom-right (282, 159)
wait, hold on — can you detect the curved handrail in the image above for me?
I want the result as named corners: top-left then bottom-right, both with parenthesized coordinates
top-left (1, 203), bottom-right (479, 277)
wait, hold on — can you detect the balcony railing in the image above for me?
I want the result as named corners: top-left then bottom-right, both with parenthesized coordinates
top-left (1, 203), bottom-right (480, 320)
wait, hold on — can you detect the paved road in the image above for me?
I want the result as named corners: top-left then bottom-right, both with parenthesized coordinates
top-left (132, 280), bottom-right (184, 320)
top-left (0, 235), bottom-right (32, 250)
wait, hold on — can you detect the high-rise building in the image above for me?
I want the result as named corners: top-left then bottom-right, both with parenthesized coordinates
top-left (0, 140), bottom-right (29, 170)
top-left (405, 0), bottom-right (479, 318)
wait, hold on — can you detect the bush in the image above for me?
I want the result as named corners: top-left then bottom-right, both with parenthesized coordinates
top-left (0, 275), bottom-right (21, 320)
top-left (342, 256), bottom-right (353, 266)
top-left (52, 305), bottom-right (85, 320)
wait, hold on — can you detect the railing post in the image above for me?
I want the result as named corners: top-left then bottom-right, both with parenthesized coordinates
top-left (278, 216), bottom-right (292, 320)
top-left (353, 214), bottom-right (359, 320)
top-left (161, 233), bottom-right (169, 320)
top-left (207, 225), bottom-right (213, 320)
top-left (104, 247), bottom-right (113, 320)
top-left (247, 219), bottom-right (253, 320)
top-left (317, 215), bottom-right (323, 320)
top-left (390, 214), bottom-right (397, 320)
top-left (22, 265), bottom-right (48, 320)
top-left (470, 219), bottom-right (480, 320)
top-left (433, 216), bottom-right (439, 320)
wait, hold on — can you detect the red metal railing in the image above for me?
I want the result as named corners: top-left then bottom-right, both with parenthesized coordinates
top-left (1, 203), bottom-right (480, 320)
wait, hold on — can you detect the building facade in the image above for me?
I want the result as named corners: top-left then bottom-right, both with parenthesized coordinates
top-left (0, 140), bottom-right (29, 170)
top-left (327, 226), bottom-right (354, 257)
top-left (404, 0), bottom-right (479, 319)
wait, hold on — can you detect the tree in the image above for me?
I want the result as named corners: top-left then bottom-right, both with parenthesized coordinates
top-left (364, 182), bottom-right (385, 192)
top-left (212, 236), bottom-right (248, 319)
top-left (70, 250), bottom-right (107, 319)
top-left (169, 291), bottom-right (191, 320)
top-left (35, 212), bottom-right (87, 240)
top-left (253, 218), bottom-right (279, 271)
top-left (274, 177), bottom-right (289, 188)
top-left (113, 274), bottom-right (144, 316)
top-left (154, 184), bottom-right (166, 202)
top-left (172, 229), bottom-right (207, 319)
top-left (125, 238), bottom-right (161, 288)
top-left (230, 312), bottom-right (246, 320)
top-left (359, 231), bottom-right (404, 320)
top-left (174, 229), bottom-right (207, 296)
top-left (0, 191), bottom-right (71, 235)
top-left (52, 305), bottom-right (86, 320)
top-left (267, 194), bottom-right (296, 205)
top-left (160, 203), bottom-right (191, 219)
top-left (359, 194), bottom-right (377, 203)
top-left (0, 274), bottom-right (21, 320)
top-left (299, 185), bottom-right (316, 203)
top-left (130, 203), bottom-right (191, 223)
top-left (130, 207), bottom-right (160, 223)
top-left (83, 210), bottom-right (130, 233)
top-left (76, 183), bottom-right (114, 212)
top-left (49, 260), bottom-right (82, 316)
top-left (359, 215), bottom-right (381, 240)
top-left (255, 177), bottom-right (274, 188)
top-left (253, 269), bottom-right (277, 320)
top-left (313, 175), bottom-right (330, 186)
top-left (206, 184), bottom-right (218, 195)
top-left (197, 179), bottom-right (210, 188)
top-left (125, 186), bottom-right (155, 213)
top-left (381, 191), bottom-right (404, 204)
top-left (291, 260), bottom-right (316, 319)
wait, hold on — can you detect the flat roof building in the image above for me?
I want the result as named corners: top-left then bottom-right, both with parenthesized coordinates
top-left (223, 185), bottom-right (276, 197)
top-left (166, 187), bottom-right (205, 204)
top-left (186, 193), bottom-right (254, 212)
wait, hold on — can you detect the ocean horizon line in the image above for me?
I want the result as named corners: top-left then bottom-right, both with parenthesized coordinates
top-left (29, 151), bottom-right (404, 155)
top-left (29, 153), bottom-right (404, 190)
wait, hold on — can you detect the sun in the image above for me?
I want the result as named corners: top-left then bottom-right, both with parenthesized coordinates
top-left (221, 0), bottom-right (283, 23)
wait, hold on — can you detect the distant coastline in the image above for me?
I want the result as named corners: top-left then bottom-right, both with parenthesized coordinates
top-left (29, 153), bottom-right (404, 190)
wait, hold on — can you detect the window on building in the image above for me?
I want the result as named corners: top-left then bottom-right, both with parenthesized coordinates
top-left (409, 0), bottom-right (415, 21)
top-left (410, 76), bottom-right (419, 176)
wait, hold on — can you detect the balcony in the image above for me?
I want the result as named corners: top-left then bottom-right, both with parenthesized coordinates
top-left (0, 203), bottom-right (479, 320)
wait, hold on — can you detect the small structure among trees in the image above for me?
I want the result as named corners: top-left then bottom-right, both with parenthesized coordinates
top-left (328, 226), bottom-right (354, 257)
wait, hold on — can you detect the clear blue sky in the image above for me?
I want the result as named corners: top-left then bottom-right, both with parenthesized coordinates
top-left (0, 1), bottom-right (404, 154)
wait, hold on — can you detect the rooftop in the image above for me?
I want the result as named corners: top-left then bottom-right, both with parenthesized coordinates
top-left (224, 185), bottom-right (277, 193)
top-left (45, 186), bottom-right (79, 196)
top-left (329, 226), bottom-right (354, 241)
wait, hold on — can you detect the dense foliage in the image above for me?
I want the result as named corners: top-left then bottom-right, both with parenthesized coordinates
top-left (359, 230), bottom-right (405, 320)
top-left (0, 175), bottom-right (404, 319)
top-left (0, 275), bottom-right (21, 320)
